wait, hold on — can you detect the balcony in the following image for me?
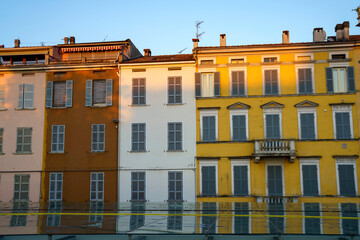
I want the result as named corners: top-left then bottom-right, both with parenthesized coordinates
top-left (254, 139), bottom-right (296, 163)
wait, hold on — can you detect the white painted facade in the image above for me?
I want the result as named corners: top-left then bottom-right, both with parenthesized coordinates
top-left (0, 72), bottom-right (45, 203)
top-left (118, 60), bottom-right (196, 203)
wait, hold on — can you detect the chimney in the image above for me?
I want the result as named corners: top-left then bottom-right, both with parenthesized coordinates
top-left (69, 36), bottom-right (75, 44)
top-left (343, 21), bottom-right (350, 41)
top-left (313, 28), bottom-right (326, 42)
top-left (335, 23), bottom-right (344, 41)
top-left (144, 49), bottom-right (151, 57)
top-left (0, 45), bottom-right (4, 48)
top-left (220, 34), bottom-right (226, 47)
top-left (14, 39), bottom-right (20, 48)
top-left (192, 38), bottom-right (199, 49)
top-left (64, 37), bottom-right (69, 44)
top-left (282, 31), bottom-right (289, 44)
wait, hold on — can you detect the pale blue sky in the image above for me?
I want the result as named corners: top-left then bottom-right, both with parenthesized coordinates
top-left (0, 0), bottom-right (359, 55)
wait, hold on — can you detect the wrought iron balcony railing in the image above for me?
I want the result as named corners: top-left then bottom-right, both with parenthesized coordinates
top-left (254, 139), bottom-right (296, 163)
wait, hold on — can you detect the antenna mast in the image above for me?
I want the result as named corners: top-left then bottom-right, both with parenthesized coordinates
top-left (195, 21), bottom-right (205, 39)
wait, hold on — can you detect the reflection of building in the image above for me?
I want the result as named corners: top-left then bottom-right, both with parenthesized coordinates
top-left (118, 52), bottom-right (196, 203)
top-left (194, 21), bottom-right (360, 222)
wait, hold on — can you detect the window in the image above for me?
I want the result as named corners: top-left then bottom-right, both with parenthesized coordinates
top-left (0, 84), bottom-right (5, 109)
top-left (303, 203), bottom-right (321, 234)
top-left (90, 172), bottom-right (104, 201)
top-left (89, 201), bottom-right (104, 227)
top-left (231, 109), bottom-right (248, 141)
top-left (10, 202), bottom-right (28, 227)
top-left (85, 79), bottom-right (113, 106)
top-left (341, 203), bottom-right (359, 235)
top-left (232, 161), bottom-right (250, 196)
top-left (13, 174), bottom-right (30, 201)
top-left (268, 203), bottom-right (284, 234)
top-left (47, 201), bottom-right (62, 227)
top-left (201, 202), bottom-right (217, 234)
top-left (131, 123), bottom-right (146, 151)
top-left (264, 69), bottom-right (279, 95)
top-left (231, 71), bottom-right (246, 96)
top-left (51, 125), bottom-right (65, 153)
top-left (326, 67), bottom-right (355, 93)
top-left (332, 105), bottom-right (353, 140)
top-left (264, 114), bottom-right (280, 139)
top-left (91, 124), bottom-right (105, 152)
top-left (336, 159), bottom-right (357, 196)
top-left (16, 128), bottom-right (32, 153)
top-left (300, 160), bottom-right (320, 196)
top-left (234, 202), bottom-right (250, 234)
top-left (168, 122), bottom-right (182, 151)
top-left (131, 172), bottom-right (145, 201)
top-left (297, 55), bottom-right (311, 61)
top-left (332, 54), bottom-right (346, 60)
top-left (0, 128), bottom-right (3, 153)
top-left (168, 77), bottom-right (182, 104)
top-left (231, 58), bottom-right (245, 64)
top-left (200, 162), bottom-right (217, 196)
top-left (130, 202), bottom-right (145, 231)
top-left (18, 84), bottom-right (34, 109)
top-left (195, 72), bottom-right (220, 97)
top-left (167, 202), bottom-right (183, 231)
top-left (297, 68), bottom-right (313, 94)
top-left (132, 78), bottom-right (146, 105)
top-left (49, 173), bottom-right (63, 201)
top-left (267, 165), bottom-right (283, 196)
top-left (46, 80), bottom-right (73, 108)
top-left (200, 110), bottom-right (218, 142)
top-left (264, 57), bottom-right (277, 63)
top-left (299, 113), bottom-right (316, 140)
top-left (168, 171), bottom-right (183, 201)
top-left (200, 60), bottom-right (214, 64)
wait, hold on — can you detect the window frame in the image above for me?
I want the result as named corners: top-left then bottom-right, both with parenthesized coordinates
top-left (232, 202), bottom-right (251, 234)
top-left (295, 53), bottom-right (314, 61)
top-left (231, 159), bottom-right (250, 196)
top-left (199, 160), bottom-right (218, 196)
top-left (91, 124), bottom-right (105, 152)
top-left (85, 79), bottom-right (113, 107)
top-left (131, 171), bottom-right (146, 201)
top-left (335, 158), bottom-right (358, 196)
top-left (295, 65), bottom-right (315, 94)
top-left (265, 160), bottom-right (284, 196)
top-left (16, 127), bottom-right (32, 154)
top-left (51, 125), bottom-right (65, 153)
top-left (262, 55), bottom-right (279, 63)
top-left (229, 56), bottom-right (247, 64)
top-left (13, 174), bottom-right (30, 201)
top-left (332, 105), bottom-right (354, 140)
top-left (0, 128), bottom-right (3, 154)
top-left (0, 84), bottom-right (5, 109)
top-left (167, 76), bottom-right (182, 104)
top-left (49, 172), bottom-right (63, 201)
top-left (200, 109), bottom-right (218, 142)
top-left (168, 171), bottom-right (183, 201)
top-left (132, 78), bottom-right (146, 105)
top-left (339, 203), bottom-right (360, 235)
top-left (167, 122), bottom-right (183, 151)
top-left (302, 203), bottom-right (323, 235)
top-left (229, 67), bottom-right (247, 96)
top-left (262, 66), bottom-right (281, 96)
top-left (90, 172), bottom-right (104, 201)
top-left (299, 159), bottom-right (321, 196)
top-left (131, 123), bottom-right (146, 152)
top-left (297, 107), bottom-right (317, 140)
top-left (263, 108), bottom-right (282, 139)
top-left (18, 84), bottom-right (34, 109)
top-left (230, 108), bottom-right (249, 141)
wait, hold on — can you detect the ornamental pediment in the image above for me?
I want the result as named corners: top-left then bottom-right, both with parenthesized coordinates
top-left (227, 102), bottom-right (251, 109)
top-left (294, 100), bottom-right (319, 108)
top-left (260, 101), bottom-right (284, 109)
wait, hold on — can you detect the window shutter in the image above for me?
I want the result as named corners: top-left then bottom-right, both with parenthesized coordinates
top-left (106, 79), bottom-right (113, 106)
top-left (305, 68), bottom-right (313, 93)
top-left (234, 166), bottom-right (248, 195)
top-left (18, 84), bottom-right (24, 109)
top-left (307, 113), bottom-right (315, 139)
top-left (271, 70), bottom-right (278, 94)
top-left (298, 69), bottom-right (305, 93)
top-left (325, 67), bottom-right (333, 93)
top-left (65, 80), bottom-right (73, 107)
top-left (85, 80), bottom-right (92, 106)
top-left (238, 71), bottom-right (245, 95)
top-left (203, 117), bottom-right (209, 141)
top-left (347, 66), bottom-right (355, 93)
top-left (195, 73), bottom-right (201, 97)
top-left (24, 84), bottom-right (34, 109)
top-left (214, 72), bottom-right (220, 96)
top-left (342, 112), bottom-right (351, 139)
top-left (232, 71), bottom-right (238, 96)
top-left (46, 81), bottom-right (53, 108)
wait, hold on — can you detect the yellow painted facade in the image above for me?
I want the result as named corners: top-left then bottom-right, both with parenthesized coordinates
top-left (195, 40), bottom-right (360, 207)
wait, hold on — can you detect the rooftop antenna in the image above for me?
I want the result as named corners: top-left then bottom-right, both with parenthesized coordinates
top-left (103, 35), bottom-right (108, 41)
top-left (178, 47), bottom-right (188, 54)
top-left (195, 21), bottom-right (205, 39)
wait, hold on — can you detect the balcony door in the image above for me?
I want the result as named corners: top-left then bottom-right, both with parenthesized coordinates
top-left (267, 165), bottom-right (283, 196)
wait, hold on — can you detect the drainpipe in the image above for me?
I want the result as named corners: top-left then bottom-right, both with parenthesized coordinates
top-left (117, 64), bottom-right (121, 211)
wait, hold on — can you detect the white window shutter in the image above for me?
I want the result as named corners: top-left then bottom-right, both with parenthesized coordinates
top-left (66, 80), bottom-right (73, 107)
top-left (106, 79), bottom-right (113, 106)
top-left (85, 80), bottom-right (93, 106)
top-left (46, 81), bottom-right (53, 108)
top-left (18, 84), bottom-right (24, 109)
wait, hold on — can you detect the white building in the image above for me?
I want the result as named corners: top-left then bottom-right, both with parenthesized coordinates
top-left (118, 53), bottom-right (196, 204)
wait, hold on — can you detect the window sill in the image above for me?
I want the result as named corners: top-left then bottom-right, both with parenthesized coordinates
top-left (261, 61), bottom-right (280, 65)
top-left (166, 150), bottom-right (185, 152)
top-left (87, 104), bottom-right (109, 108)
top-left (129, 104), bottom-right (149, 107)
top-left (0, 153), bottom-right (4, 155)
top-left (328, 58), bottom-right (351, 62)
top-left (48, 106), bottom-right (67, 109)
top-left (167, 200), bottom-right (185, 202)
top-left (129, 150), bottom-right (148, 153)
top-left (89, 150), bottom-right (107, 154)
top-left (128, 200), bottom-right (147, 202)
top-left (13, 152), bottom-right (33, 155)
top-left (49, 151), bottom-right (66, 154)
top-left (0, 108), bottom-right (8, 111)
top-left (165, 103), bottom-right (185, 106)
top-left (15, 108), bottom-right (36, 111)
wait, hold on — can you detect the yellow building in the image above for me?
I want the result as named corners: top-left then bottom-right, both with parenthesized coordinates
top-left (194, 23), bottom-right (360, 234)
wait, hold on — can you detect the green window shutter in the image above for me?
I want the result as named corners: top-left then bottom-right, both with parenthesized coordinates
top-left (195, 73), bottom-right (201, 97)
top-left (325, 67), bottom-right (333, 93)
top-left (214, 72), bottom-right (220, 96)
top-left (202, 166), bottom-right (216, 195)
top-left (46, 81), bottom-right (53, 108)
top-left (268, 166), bottom-right (282, 196)
top-left (65, 80), bottom-right (73, 107)
top-left (85, 80), bottom-right (92, 106)
top-left (18, 84), bottom-right (24, 109)
top-left (266, 114), bottom-right (280, 139)
top-left (305, 68), bottom-right (313, 93)
top-left (234, 166), bottom-right (248, 195)
top-left (232, 115), bottom-right (246, 141)
top-left (302, 165), bottom-right (318, 196)
top-left (339, 165), bottom-right (356, 196)
top-left (347, 66), bottom-right (355, 93)
top-left (106, 79), bottom-right (113, 106)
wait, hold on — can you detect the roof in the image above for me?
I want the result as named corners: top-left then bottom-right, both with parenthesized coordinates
top-left (122, 54), bottom-right (194, 64)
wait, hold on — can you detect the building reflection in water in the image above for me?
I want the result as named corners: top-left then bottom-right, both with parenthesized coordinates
top-left (46, 201), bottom-right (62, 227)
top-left (129, 202), bottom-right (145, 231)
top-left (341, 203), bottom-right (359, 235)
top-left (89, 201), bottom-right (104, 227)
top-left (167, 202), bottom-right (183, 231)
top-left (268, 202), bottom-right (284, 234)
top-left (10, 202), bottom-right (28, 227)
top-left (233, 202), bottom-right (250, 234)
top-left (201, 202), bottom-right (217, 234)
top-left (303, 203), bottom-right (321, 234)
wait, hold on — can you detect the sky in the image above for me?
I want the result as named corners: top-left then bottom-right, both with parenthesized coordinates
top-left (1, 0), bottom-right (360, 55)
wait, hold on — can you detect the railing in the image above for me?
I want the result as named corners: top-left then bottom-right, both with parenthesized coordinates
top-left (256, 196), bottom-right (299, 203)
top-left (254, 139), bottom-right (296, 163)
